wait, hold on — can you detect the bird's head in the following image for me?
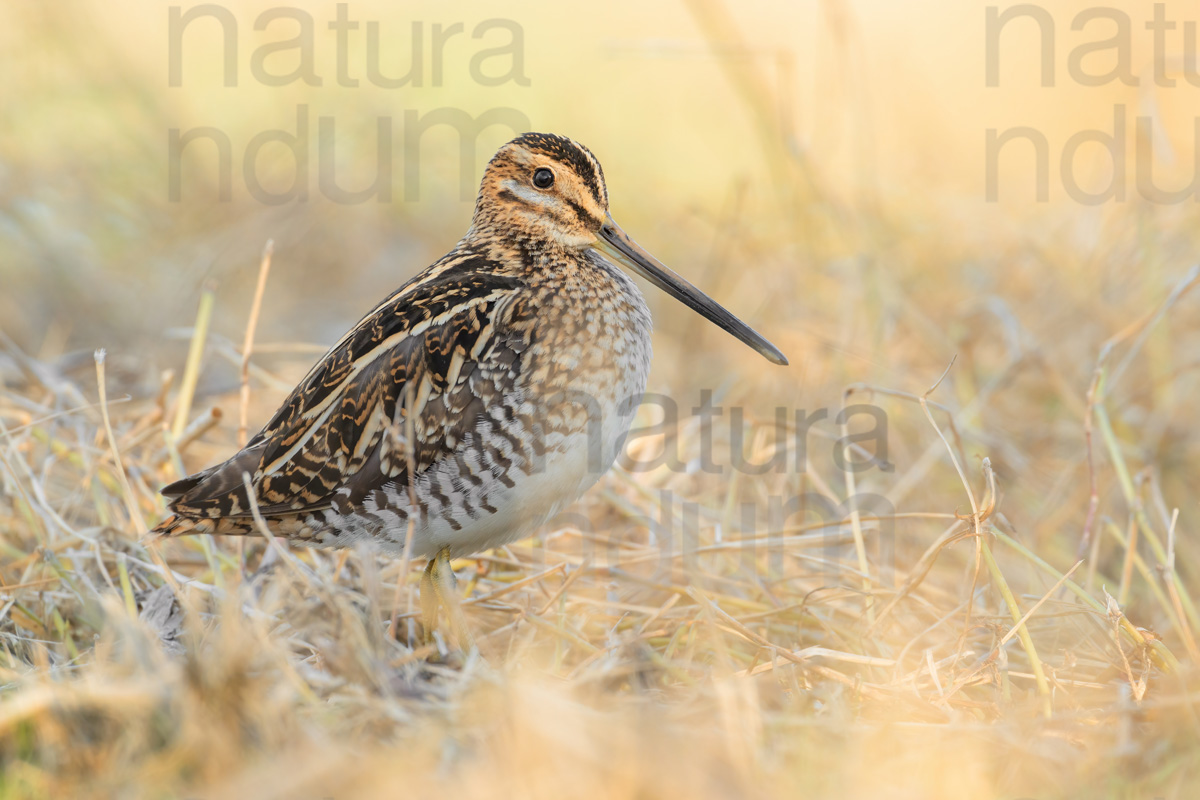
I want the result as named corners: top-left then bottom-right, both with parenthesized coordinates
top-left (473, 131), bottom-right (610, 248)
top-left (473, 132), bottom-right (787, 366)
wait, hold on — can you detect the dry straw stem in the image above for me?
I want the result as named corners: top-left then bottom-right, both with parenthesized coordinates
top-left (387, 381), bottom-right (421, 643)
top-left (238, 240), bottom-right (275, 449)
top-left (1078, 266), bottom-right (1200, 664)
top-left (94, 349), bottom-right (182, 599)
top-left (839, 389), bottom-right (874, 624)
top-left (917, 358), bottom-right (1052, 718)
top-left (170, 282), bottom-right (217, 443)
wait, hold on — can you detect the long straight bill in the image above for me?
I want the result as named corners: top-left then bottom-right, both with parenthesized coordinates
top-left (595, 215), bottom-right (788, 366)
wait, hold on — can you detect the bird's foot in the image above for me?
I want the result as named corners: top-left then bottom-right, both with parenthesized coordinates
top-left (420, 547), bottom-right (476, 657)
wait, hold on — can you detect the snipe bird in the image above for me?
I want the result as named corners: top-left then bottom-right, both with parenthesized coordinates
top-left (154, 132), bottom-right (787, 642)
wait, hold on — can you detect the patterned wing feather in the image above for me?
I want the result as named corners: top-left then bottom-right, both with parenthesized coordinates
top-left (158, 251), bottom-right (526, 525)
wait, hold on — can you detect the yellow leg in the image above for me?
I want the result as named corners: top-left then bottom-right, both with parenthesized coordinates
top-left (420, 547), bottom-right (474, 651)
top-left (434, 548), bottom-right (475, 651)
top-left (420, 556), bottom-right (440, 644)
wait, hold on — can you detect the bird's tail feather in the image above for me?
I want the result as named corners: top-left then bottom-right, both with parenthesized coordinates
top-left (149, 514), bottom-right (257, 538)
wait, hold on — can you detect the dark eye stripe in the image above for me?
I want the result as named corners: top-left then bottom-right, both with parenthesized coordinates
top-left (563, 197), bottom-right (594, 225)
top-left (497, 188), bottom-right (536, 208)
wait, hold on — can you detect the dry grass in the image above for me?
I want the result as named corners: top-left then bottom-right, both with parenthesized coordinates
top-left (5, 1), bottom-right (1200, 798)
top-left (4, 240), bottom-right (1200, 798)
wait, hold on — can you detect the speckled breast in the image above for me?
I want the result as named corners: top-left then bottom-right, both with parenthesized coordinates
top-left (313, 253), bottom-right (653, 558)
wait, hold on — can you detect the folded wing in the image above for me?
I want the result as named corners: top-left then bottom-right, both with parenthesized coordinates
top-left (158, 253), bottom-right (527, 526)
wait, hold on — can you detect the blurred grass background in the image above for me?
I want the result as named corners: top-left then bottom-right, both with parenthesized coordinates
top-left (3, 1), bottom-right (1200, 798)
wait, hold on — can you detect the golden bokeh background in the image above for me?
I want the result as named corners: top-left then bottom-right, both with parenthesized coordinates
top-left (3, 2), bottom-right (1200, 798)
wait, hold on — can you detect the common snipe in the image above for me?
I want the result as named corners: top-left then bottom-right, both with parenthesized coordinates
top-left (154, 132), bottom-right (786, 642)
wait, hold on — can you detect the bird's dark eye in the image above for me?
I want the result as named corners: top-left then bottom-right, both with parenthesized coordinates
top-left (532, 168), bottom-right (555, 189)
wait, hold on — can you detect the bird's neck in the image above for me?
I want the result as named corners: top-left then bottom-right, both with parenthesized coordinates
top-left (460, 227), bottom-right (584, 278)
